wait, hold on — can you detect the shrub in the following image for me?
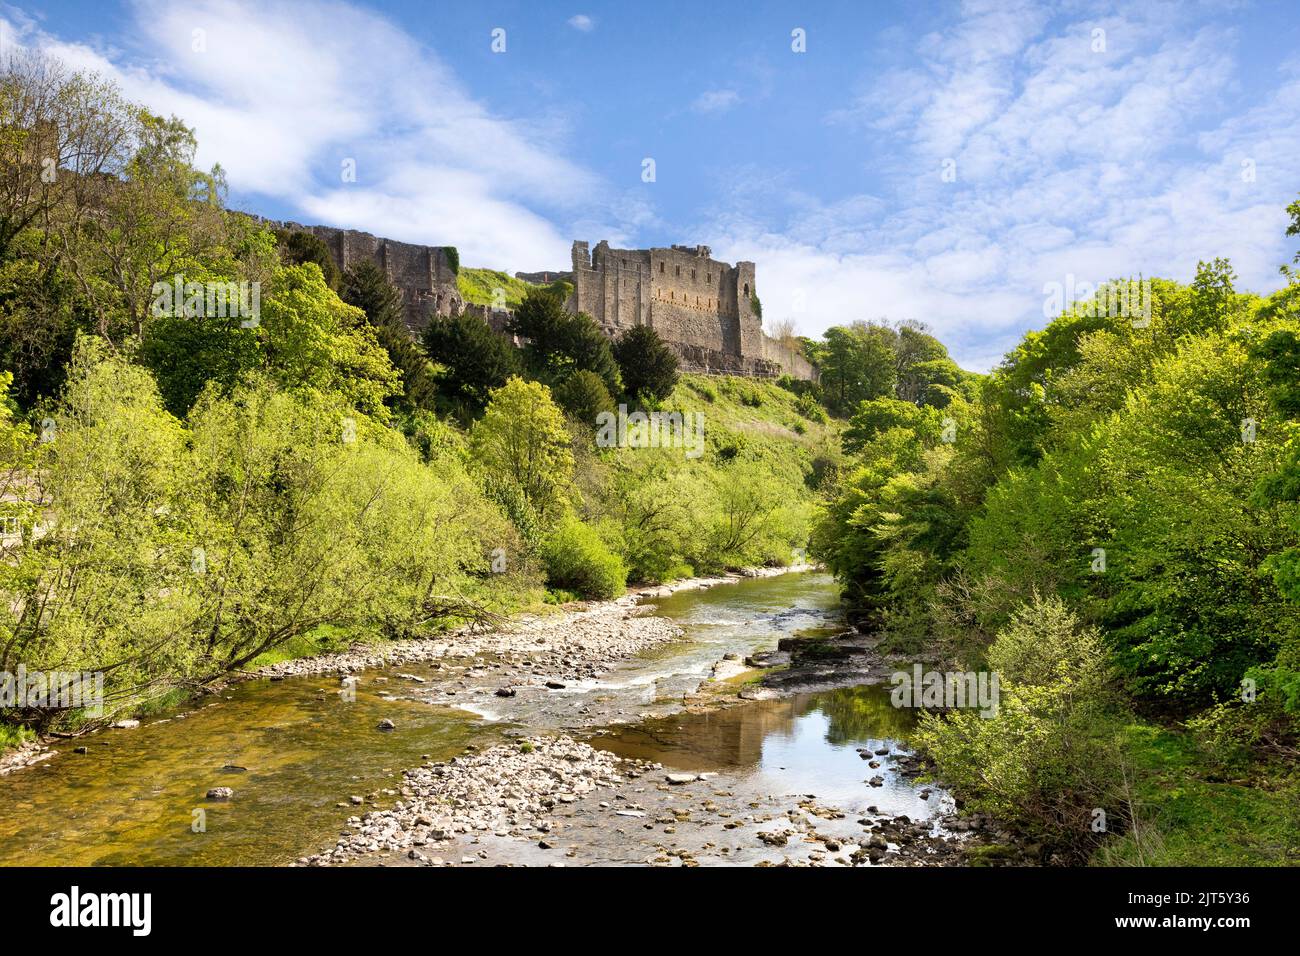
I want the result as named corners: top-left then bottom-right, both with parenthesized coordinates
top-left (540, 514), bottom-right (627, 600)
top-left (914, 595), bottom-right (1126, 862)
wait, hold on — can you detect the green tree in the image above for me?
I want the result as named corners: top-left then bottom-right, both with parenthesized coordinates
top-left (507, 288), bottom-right (621, 394)
top-left (341, 260), bottom-right (437, 412)
top-left (809, 322), bottom-right (898, 414)
top-left (554, 369), bottom-right (614, 423)
top-left (470, 377), bottom-right (574, 520)
top-left (422, 311), bottom-right (522, 417)
top-left (614, 324), bottom-right (679, 401)
top-left (274, 229), bottom-right (340, 291)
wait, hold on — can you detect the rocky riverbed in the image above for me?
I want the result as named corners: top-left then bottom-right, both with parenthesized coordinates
top-left (0, 740), bottom-right (54, 776)
top-left (260, 565), bottom-right (815, 683)
top-left (0, 566), bottom-right (1027, 867)
top-left (300, 733), bottom-right (1006, 868)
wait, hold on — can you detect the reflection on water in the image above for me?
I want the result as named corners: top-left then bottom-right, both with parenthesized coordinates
top-left (592, 684), bottom-right (937, 816)
top-left (0, 677), bottom-right (487, 866)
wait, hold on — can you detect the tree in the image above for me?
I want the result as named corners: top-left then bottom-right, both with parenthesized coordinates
top-left (422, 311), bottom-right (522, 417)
top-left (341, 261), bottom-right (437, 412)
top-left (141, 258), bottom-right (400, 418)
top-left (470, 377), bottom-right (573, 520)
top-left (614, 324), bottom-right (679, 401)
top-left (62, 110), bottom-right (230, 344)
top-left (809, 322), bottom-right (898, 414)
top-left (0, 52), bottom-right (135, 264)
top-left (554, 369), bottom-right (614, 424)
top-left (275, 229), bottom-right (340, 291)
top-left (507, 287), bottom-right (621, 394)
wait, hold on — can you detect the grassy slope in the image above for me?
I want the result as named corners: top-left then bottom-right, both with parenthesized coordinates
top-left (1094, 723), bottom-right (1299, 866)
top-left (667, 373), bottom-right (839, 457)
top-left (458, 268), bottom-right (572, 309)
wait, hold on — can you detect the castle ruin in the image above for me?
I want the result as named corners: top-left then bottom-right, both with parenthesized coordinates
top-left (270, 222), bottom-right (463, 330)
top-left (269, 221), bottom-right (815, 381)
top-left (568, 240), bottom-right (815, 380)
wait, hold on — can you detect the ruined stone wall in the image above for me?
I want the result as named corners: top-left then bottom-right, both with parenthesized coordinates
top-left (269, 221), bottom-right (463, 331)
top-left (569, 239), bottom-right (815, 381)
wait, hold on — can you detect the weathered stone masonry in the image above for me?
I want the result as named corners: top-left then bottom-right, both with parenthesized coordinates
top-left (269, 221), bottom-right (463, 330)
top-left (568, 240), bottom-right (815, 380)
top-left (270, 220), bottom-right (815, 380)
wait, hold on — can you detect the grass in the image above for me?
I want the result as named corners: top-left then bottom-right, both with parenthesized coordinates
top-left (245, 624), bottom-right (362, 669)
top-left (0, 722), bottom-right (35, 753)
top-left (458, 268), bottom-right (571, 309)
top-left (669, 374), bottom-right (842, 457)
top-left (1093, 722), bottom-right (1300, 866)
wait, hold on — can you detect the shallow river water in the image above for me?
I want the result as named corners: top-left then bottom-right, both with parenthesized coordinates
top-left (0, 571), bottom-right (942, 866)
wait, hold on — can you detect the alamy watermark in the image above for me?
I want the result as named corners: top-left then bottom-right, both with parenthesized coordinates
top-left (890, 664), bottom-right (1000, 718)
top-left (0, 665), bottom-right (104, 717)
top-left (150, 275), bottom-right (261, 327)
top-left (596, 404), bottom-right (705, 460)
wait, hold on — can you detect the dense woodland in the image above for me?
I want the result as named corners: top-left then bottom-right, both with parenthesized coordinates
top-left (2, 53), bottom-right (1298, 865)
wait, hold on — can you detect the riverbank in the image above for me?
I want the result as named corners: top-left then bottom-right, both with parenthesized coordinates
top-left (0, 567), bottom-right (1023, 867)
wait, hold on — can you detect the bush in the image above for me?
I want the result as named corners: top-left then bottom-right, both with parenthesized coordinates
top-left (540, 514), bottom-right (627, 600)
top-left (914, 596), bottom-right (1126, 862)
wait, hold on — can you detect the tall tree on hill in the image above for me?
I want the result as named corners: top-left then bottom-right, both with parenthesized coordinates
top-left (422, 311), bottom-right (522, 418)
top-left (275, 229), bottom-right (341, 291)
top-left (507, 287), bottom-right (622, 395)
top-left (810, 322), bottom-right (898, 415)
top-left (341, 261), bottom-right (437, 412)
top-left (614, 325), bottom-right (679, 401)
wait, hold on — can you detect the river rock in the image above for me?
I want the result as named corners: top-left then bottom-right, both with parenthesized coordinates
top-left (377, 718), bottom-right (396, 730)
top-left (111, 719), bottom-right (140, 730)
top-left (206, 787), bottom-right (234, 800)
top-left (665, 773), bottom-right (697, 785)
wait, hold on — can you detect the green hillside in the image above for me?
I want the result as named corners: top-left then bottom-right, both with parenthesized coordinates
top-left (458, 268), bottom-right (571, 309)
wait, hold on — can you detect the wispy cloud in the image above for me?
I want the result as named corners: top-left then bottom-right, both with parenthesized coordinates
top-left (713, 3), bottom-right (1300, 370)
top-left (692, 89), bottom-right (741, 113)
top-left (3, 0), bottom-right (627, 270)
top-left (567, 14), bottom-right (595, 33)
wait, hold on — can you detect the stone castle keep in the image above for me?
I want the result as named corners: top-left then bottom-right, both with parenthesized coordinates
top-left (568, 240), bottom-right (814, 380)
top-left (277, 222), bottom-right (815, 380)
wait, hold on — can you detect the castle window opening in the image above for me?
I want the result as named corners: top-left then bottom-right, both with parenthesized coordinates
top-left (659, 262), bottom-right (664, 274)
top-left (691, 269), bottom-right (696, 281)
top-left (675, 265), bottom-right (680, 277)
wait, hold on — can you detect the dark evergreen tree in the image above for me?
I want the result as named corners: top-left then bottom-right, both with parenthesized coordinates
top-left (341, 261), bottom-right (437, 412)
top-left (613, 324), bottom-right (679, 401)
top-left (422, 311), bottom-right (522, 416)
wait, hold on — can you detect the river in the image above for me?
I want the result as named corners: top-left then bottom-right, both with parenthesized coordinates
top-left (0, 571), bottom-right (951, 866)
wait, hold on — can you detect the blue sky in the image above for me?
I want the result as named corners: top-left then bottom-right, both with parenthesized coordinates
top-left (4, 0), bottom-right (1299, 369)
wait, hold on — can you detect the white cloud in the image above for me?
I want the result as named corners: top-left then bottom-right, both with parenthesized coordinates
top-left (567, 14), bottom-right (595, 33)
top-left (692, 89), bottom-right (741, 113)
top-left (3, 0), bottom-right (623, 270)
top-left (716, 3), bottom-right (1300, 371)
